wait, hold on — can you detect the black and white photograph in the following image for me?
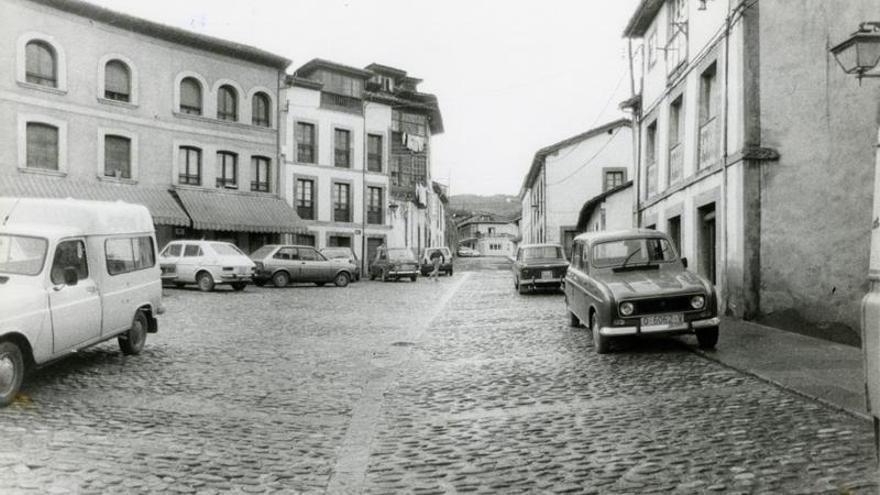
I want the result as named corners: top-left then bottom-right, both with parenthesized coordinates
top-left (2, 0), bottom-right (880, 492)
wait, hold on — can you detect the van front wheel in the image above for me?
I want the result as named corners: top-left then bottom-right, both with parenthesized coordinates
top-left (119, 311), bottom-right (148, 356)
top-left (0, 341), bottom-right (24, 407)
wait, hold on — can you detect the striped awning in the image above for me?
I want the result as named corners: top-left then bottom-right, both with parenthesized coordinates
top-left (0, 173), bottom-right (189, 226)
top-left (175, 188), bottom-right (305, 234)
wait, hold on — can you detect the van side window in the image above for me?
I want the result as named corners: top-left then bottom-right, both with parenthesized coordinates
top-left (106, 236), bottom-right (156, 275)
top-left (164, 244), bottom-right (182, 257)
top-left (51, 239), bottom-right (89, 284)
top-left (183, 245), bottom-right (201, 257)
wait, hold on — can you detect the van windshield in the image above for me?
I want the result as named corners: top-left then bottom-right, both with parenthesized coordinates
top-left (211, 243), bottom-right (244, 256)
top-left (0, 234), bottom-right (48, 275)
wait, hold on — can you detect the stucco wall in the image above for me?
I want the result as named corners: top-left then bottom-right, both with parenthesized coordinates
top-left (586, 186), bottom-right (634, 233)
top-left (757, 0), bottom-right (878, 337)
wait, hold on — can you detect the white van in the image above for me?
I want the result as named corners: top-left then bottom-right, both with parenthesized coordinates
top-left (0, 198), bottom-right (163, 406)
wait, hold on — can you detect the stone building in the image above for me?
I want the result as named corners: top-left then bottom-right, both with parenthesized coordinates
top-left (0, 0), bottom-right (303, 251)
top-left (623, 0), bottom-right (878, 342)
top-left (456, 214), bottom-right (518, 257)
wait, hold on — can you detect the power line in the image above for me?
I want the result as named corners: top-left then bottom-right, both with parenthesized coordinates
top-left (546, 127), bottom-right (623, 186)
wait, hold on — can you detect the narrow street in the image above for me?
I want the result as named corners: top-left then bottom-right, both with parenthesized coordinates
top-left (0, 257), bottom-right (877, 494)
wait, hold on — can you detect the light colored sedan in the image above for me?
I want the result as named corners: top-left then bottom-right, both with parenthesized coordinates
top-left (250, 244), bottom-right (355, 288)
top-left (159, 240), bottom-right (254, 292)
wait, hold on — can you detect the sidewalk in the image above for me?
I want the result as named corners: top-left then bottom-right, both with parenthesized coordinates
top-left (692, 318), bottom-right (869, 420)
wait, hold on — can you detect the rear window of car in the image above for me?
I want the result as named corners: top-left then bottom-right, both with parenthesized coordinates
top-left (250, 245), bottom-right (275, 259)
top-left (211, 243), bottom-right (244, 256)
top-left (522, 246), bottom-right (563, 261)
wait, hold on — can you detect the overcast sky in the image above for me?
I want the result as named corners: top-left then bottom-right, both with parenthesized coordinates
top-left (89, 0), bottom-right (640, 197)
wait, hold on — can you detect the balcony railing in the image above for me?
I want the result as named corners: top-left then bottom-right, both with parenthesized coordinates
top-left (698, 117), bottom-right (720, 170)
top-left (668, 142), bottom-right (683, 184)
top-left (334, 208), bottom-right (351, 223)
top-left (334, 149), bottom-right (351, 168)
top-left (297, 145), bottom-right (314, 163)
top-left (216, 178), bottom-right (237, 189)
top-left (321, 93), bottom-right (362, 115)
top-left (251, 181), bottom-right (270, 193)
top-left (297, 205), bottom-right (314, 220)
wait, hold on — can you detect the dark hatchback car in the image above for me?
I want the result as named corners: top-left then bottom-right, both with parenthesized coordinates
top-left (512, 243), bottom-right (569, 294)
top-left (563, 229), bottom-right (719, 354)
top-left (369, 247), bottom-right (419, 282)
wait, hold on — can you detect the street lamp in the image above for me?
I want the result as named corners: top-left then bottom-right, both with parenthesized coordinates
top-left (830, 22), bottom-right (880, 82)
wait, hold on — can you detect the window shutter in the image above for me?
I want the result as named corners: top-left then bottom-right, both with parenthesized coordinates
top-left (104, 135), bottom-right (131, 178)
top-left (26, 123), bottom-right (59, 170)
top-left (105, 61), bottom-right (130, 98)
top-left (180, 78), bottom-right (202, 111)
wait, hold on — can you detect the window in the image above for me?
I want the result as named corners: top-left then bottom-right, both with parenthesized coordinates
top-left (604, 171), bottom-right (625, 191)
top-left (26, 123), bottom-right (59, 170)
top-left (217, 85), bottom-right (238, 121)
top-left (668, 96), bottom-right (684, 184)
top-left (320, 93), bottom-right (362, 114)
top-left (328, 236), bottom-right (351, 248)
top-left (647, 30), bottom-right (658, 68)
top-left (646, 121), bottom-right (658, 197)
top-left (274, 247), bottom-right (299, 260)
top-left (367, 134), bottom-right (383, 172)
top-left (296, 122), bottom-right (316, 163)
top-left (216, 152), bottom-right (237, 189)
top-left (50, 240), bottom-right (88, 285)
top-left (667, 215), bottom-right (682, 255)
top-left (296, 178), bottom-right (315, 220)
top-left (180, 77), bottom-right (202, 115)
top-left (698, 203), bottom-right (717, 284)
top-left (294, 234), bottom-right (315, 247)
top-left (104, 60), bottom-right (130, 102)
top-left (25, 41), bottom-right (56, 87)
top-left (162, 244), bottom-right (182, 257)
top-left (252, 92), bottom-right (270, 127)
top-left (104, 135), bottom-right (131, 179)
top-left (699, 63), bottom-right (720, 169)
top-left (183, 244), bottom-right (202, 257)
top-left (333, 183), bottom-right (351, 222)
top-left (0, 234), bottom-right (48, 276)
top-left (178, 146), bottom-right (201, 185)
top-left (334, 129), bottom-right (351, 168)
top-left (367, 186), bottom-right (383, 225)
top-left (392, 111), bottom-right (427, 136)
top-left (105, 236), bottom-right (155, 275)
top-left (251, 156), bottom-right (270, 192)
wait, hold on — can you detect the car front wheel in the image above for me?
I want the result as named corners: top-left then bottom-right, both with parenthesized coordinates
top-left (696, 326), bottom-right (719, 350)
top-left (0, 341), bottom-right (24, 407)
top-left (119, 311), bottom-right (147, 356)
top-left (196, 272), bottom-right (215, 292)
top-left (334, 272), bottom-right (350, 287)
top-left (591, 313), bottom-right (610, 354)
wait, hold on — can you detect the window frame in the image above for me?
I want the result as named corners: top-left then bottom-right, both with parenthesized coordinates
top-left (295, 121), bottom-right (317, 164)
top-left (332, 181), bottom-right (352, 223)
top-left (251, 91), bottom-right (271, 127)
top-left (25, 40), bottom-right (57, 88)
top-left (103, 59), bottom-right (131, 102)
top-left (251, 156), bottom-right (271, 192)
top-left (25, 122), bottom-right (60, 172)
top-left (105, 236), bottom-right (156, 276)
top-left (367, 185), bottom-right (384, 225)
top-left (334, 128), bottom-right (352, 168)
top-left (216, 151), bottom-right (238, 189)
top-left (103, 134), bottom-right (132, 180)
top-left (178, 146), bottom-right (202, 186)
top-left (295, 177), bottom-right (316, 220)
top-left (17, 33), bottom-right (67, 93)
top-left (179, 76), bottom-right (204, 115)
top-left (367, 133), bottom-right (384, 172)
top-left (217, 84), bottom-right (239, 122)
top-left (50, 238), bottom-right (89, 285)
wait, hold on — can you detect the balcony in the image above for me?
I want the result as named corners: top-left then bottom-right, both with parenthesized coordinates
top-left (698, 117), bottom-right (720, 170)
top-left (321, 93), bottom-right (362, 115)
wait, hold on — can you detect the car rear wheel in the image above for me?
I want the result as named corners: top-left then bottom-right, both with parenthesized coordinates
top-left (196, 272), bottom-right (215, 292)
top-left (0, 341), bottom-right (24, 407)
top-left (517, 283), bottom-right (528, 295)
top-left (272, 271), bottom-right (290, 288)
top-left (334, 272), bottom-right (350, 288)
top-left (119, 310), bottom-right (147, 356)
top-left (231, 282), bottom-right (247, 292)
top-left (591, 313), bottom-right (610, 354)
top-left (410, 275), bottom-right (417, 282)
top-left (696, 326), bottom-right (719, 350)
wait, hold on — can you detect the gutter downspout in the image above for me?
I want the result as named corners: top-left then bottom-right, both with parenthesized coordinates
top-left (362, 99), bottom-right (369, 277)
top-left (276, 68), bottom-right (287, 243)
top-left (627, 37), bottom-right (643, 228)
top-left (721, 2), bottom-right (734, 314)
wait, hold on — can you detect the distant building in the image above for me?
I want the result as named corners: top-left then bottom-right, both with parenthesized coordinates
top-left (0, 0), bottom-right (303, 251)
top-left (576, 181), bottom-right (634, 234)
top-left (519, 119), bottom-right (633, 256)
top-left (281, 60), bottom-right (445, 272)
top-left (623, 0), bottom-right (877, 340)
top-left (456, 214), bottom-right (518, 257)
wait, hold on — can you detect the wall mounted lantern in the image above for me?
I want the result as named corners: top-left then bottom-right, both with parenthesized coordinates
top-left (830, 22), bottom-right (880, 82)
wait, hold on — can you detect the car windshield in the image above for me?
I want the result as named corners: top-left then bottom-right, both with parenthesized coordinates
top-left (250, 245), bottom-right (276, 259)
top-left (0, 234), bottom-right (48, 276)
top-left (592, 237), bottom-right (676, 268)
top-left (522, 246), bottom-right (563, 261)
top-left (388, 249), bottom-right (415, 261)
top-left (211, 243), bottom-right (245, 256)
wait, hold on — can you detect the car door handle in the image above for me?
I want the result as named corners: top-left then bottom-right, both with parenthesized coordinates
top-left (86, 286), bottom-right (98, 294)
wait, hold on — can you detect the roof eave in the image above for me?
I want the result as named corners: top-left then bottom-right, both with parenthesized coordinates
top-left (623, 0), bottom-right (665, 38)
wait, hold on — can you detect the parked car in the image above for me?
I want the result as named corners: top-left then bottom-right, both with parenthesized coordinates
top-left (159, 240), bottom-right (254, 292)
top-left (512, 243), bottom-right (568, 294)
top-left (370, 247), bottom-right (419, 282)
top-left (320, 247), bottom-right (360, 281)
top-left (251, 244), bottom-right (355, 288)
top-left (0, 198), bottom-right (163, 406)
top-left (420, 247), bottom-right (454, 276)
top-left (563, 229), bottom-right (719, 354)
top-left (457, 246), bottom-right (478, 257)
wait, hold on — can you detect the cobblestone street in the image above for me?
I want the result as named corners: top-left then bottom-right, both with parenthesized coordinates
top-left (0, 259), bottom-right (877, 493)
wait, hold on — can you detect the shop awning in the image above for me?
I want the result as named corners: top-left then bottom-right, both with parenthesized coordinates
top-left (175, 188), bottom-right (306, 234)
top-left (0, 174), bottom-right (189, 226)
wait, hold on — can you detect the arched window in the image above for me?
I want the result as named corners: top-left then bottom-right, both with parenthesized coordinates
top-left (252, 92), bottom-right (270, 127)
top-left (217, 85), bottom-right (237, 121)
top-left (104, 60), bottom-right (131, 102)
top-left (25, 41), bottom-right (56, 87)
top-left (180, 77), bottom-right (202, 115)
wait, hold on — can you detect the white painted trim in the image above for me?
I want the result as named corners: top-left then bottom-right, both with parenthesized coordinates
top-left (211, 78), bottom-right (246, 123)
top-left (173, 71), bottom-right (210, 117)
top-left (17, 113), bottom-right (68, 173)
top-left (97, 53), bottom-right (139, 106)
top-left (16, 31), bottom-right (68, 92)
top-left (246, 86), bottom-right (275, 129)
top-left (97, 127), bottom-right (139, 181)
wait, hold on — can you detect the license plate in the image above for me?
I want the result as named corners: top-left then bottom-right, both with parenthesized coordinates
top-left (640, 313), bottom-right (684, 326)
top-left (541, 270), bottom-right (553, 279)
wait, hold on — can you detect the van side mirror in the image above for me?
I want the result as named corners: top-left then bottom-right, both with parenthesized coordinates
top-left (681, 257), bottom-right (688, 269)
top-left (63, 267), bottom-right (79, 286)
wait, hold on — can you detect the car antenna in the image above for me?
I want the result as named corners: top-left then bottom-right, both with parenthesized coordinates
top-left (1, 198), bottom-right (22, 227)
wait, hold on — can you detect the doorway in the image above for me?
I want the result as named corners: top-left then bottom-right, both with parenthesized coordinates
top-left (698, 203), bottom-right (717, 285)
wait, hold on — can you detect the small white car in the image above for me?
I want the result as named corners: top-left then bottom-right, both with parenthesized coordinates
top-left (159, 240), bottom-right (254, 292)
top-left (0, 197), bottom-right (163, 406)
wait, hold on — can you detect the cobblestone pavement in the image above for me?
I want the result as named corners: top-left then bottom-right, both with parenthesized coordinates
top-left (0, 260), bottom-right (878, 493)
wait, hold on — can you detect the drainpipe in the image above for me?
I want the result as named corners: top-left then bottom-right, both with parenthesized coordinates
top-left (276, 68), bottom-right (287, 243)
top-left (627, 37), bottom-right (643, 228)
top-left (362, 99), bottom-right (368, 276)
top-left (721, 3), bottom-right (732, 312)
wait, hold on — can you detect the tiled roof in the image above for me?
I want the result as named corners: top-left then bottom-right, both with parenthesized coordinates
top-left (174, 188), bottom-right (305, 234)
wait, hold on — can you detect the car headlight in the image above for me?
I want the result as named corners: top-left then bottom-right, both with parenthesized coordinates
top-left (690, 295), bottom-right (706, 310)
top-left (619, 302), bottom-right (634, 316)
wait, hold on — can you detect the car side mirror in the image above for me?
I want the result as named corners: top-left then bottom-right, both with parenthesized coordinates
top-left (63, 267), bottom-right (79, 286)
top-left (681, 257), bottom-right (688, 269)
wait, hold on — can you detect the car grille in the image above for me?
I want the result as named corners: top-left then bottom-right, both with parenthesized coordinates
top-left (629, 295), bottom-right (698, 316)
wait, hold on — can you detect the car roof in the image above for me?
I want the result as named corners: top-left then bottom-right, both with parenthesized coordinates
top-left (519, 243), bottom-right (563, 249)
top-left (574, 229), bottom-right (668, 244)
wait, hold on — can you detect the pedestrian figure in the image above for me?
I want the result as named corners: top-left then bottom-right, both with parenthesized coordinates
top-left (430, 249), bottom-right (444, 282)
